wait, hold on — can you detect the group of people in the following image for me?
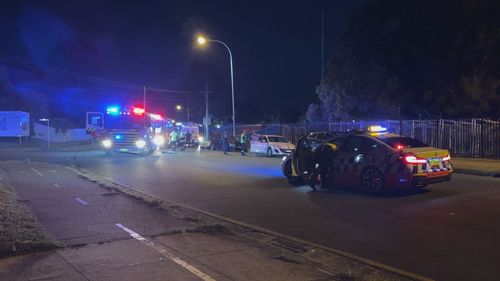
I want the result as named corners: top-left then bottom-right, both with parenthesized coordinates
top-left (218, 129), bottom-right (248, 156)
top-left (167, 129), bottom-right (192, 151)
top-left (166, 128), bottom-right (249, 155)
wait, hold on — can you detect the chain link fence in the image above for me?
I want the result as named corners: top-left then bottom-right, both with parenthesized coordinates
top-left (236, 118), bottom-right (500, 159)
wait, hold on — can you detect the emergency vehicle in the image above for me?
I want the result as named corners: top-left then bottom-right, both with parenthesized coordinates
top-left (87, 105), bottom-right (167, 155)
top-left (282, 126), bottom-right (453, 194)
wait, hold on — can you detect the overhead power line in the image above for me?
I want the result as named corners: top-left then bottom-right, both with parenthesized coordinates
top-left (11, 81), bottom-right (194, 102)
top-left (0, 53), bottom-right (208, 94)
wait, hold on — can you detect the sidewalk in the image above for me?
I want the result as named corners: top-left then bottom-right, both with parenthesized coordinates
top-left (0, 160), bottom-right (413, 281)
top-left (452, 157), bottom-right (500, 177)
top-left (0, 139), bottom-right (94, 152)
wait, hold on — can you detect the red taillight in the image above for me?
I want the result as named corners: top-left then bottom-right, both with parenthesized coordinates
top-left (443, 155), bottom-right (451, 161)
top-left (403, 154), bottom-right (427, 164)
top-left (395, 144), bottom-right (406, 150)
top-left (132, 107), bottom-right (145, 115)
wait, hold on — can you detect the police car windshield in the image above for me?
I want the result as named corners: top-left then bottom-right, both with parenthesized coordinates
top-left (267, 136), bottom-right (288, 143)
top-left (381, 137), bottom-right (428, 148)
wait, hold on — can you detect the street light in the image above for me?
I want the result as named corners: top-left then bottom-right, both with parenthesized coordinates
top-left (39, 118), bottom-right (50, 149)
top-left (176, 104), bottom-right (183, 111)
top-left (196, 34), bottom-right (236, 137)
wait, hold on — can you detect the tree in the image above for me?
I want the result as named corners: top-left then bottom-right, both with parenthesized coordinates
top-left (314, 0), bottom-right (500, 119)
top-left (305, 103), bottom-right (323, 123)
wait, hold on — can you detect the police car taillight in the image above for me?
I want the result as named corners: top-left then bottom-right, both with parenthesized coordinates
top-left (395, 144), bottom-right (406, 150)
top-left (402, 154), bottom-right (427, 164)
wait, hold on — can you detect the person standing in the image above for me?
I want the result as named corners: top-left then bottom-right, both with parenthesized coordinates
top-left (222, 130), bottom-right (229, 155)
top-left (169, 129), bottom-right (177, 151)
top-left (240, 130), bottom-right (247, 156)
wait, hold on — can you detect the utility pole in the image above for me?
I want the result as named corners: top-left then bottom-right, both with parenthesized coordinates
top-left (143, 86), bottom-right (147, 111)
top-left (204, 82), bottom-right (209, 140)
top-left (187, 96), bottom-right (190, 122)
top-left (143, 86), bottom-right (147, 125)
top-left (321, 10), bottom-right (325, 80)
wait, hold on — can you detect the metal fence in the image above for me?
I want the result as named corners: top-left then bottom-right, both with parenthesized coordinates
top-left (236, 118), bottom-right (500, 159)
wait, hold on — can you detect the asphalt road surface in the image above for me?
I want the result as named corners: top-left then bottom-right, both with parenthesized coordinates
top-left (2, 147), bottom-right (500, 281)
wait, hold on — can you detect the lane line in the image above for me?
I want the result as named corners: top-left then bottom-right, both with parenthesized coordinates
top-left (30, 168), bottom-right (44, 177)
top-left (115, 223), bottom-right (216, 281)
top-left (75, 197), bottom-right (89, 205)
top-left (54, 184), bottom-right (61, 188)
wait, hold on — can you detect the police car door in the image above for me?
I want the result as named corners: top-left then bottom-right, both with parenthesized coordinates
top-left (335, 136), bottom-right (372, 186)
top-left (293, 136), bottom-right (315, 176)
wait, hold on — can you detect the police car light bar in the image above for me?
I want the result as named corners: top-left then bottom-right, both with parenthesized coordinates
top-left (368, 125), bottom-right (387, 133)
top-left (107, 105), bottom-right (120, 115)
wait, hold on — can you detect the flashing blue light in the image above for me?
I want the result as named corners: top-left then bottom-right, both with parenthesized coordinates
top-left (114, 135), bottom-right (123, 140)
top-left (107, 106), bottom-right (120, 115)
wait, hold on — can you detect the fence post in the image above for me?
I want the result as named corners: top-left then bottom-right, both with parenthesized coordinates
top-left (480, 118), bottom-right (484, 158)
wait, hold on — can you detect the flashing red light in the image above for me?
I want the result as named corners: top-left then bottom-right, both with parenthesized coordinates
top-left (402, 154), bottom-right (427, 164)
top-left (150, 113), bottom-right (163, 120)
top-left (132, 107), bottom-right (145, 115)
top-left (395, 144), bottom-right (406, 150)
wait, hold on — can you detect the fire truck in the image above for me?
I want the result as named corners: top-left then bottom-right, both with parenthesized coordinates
top-left (86, 105), bottom-right (167, 155)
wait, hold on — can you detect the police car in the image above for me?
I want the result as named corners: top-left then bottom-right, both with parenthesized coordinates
top-left (282, 126), bottom-right (453, 194)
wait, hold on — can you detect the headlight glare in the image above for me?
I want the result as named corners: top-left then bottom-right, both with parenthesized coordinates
top-left (153, 135), bottom-right (165, 146)
top-left (135, 139), bottom-right (146, 148)
top-left (102, 139), bottom-right (112, 148)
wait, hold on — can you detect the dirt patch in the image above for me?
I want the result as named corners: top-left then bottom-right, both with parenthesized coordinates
top-left (0, 170), bottom-right (57, 258)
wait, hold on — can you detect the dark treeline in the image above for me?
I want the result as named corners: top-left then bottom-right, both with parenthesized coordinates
top-left (310, 0), bottom-right (500, 122)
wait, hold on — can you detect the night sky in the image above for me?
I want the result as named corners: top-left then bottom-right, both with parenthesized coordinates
top-left (0, 0), bottom-right (365, 122)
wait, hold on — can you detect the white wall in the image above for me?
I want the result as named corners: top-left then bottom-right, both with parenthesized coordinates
top-left (33, 123), bottom-right (91, 143)
top-left (0, 111), bottom-right (30, 137)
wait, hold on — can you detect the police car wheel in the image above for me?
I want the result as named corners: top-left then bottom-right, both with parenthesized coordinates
top-left (267, 148), bottom-right (273, 157)
top-left (361, 168), bottom-right (384, 194)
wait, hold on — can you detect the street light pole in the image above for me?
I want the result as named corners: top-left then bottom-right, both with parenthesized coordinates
top-left (47, 119), bottom-right (50, 149)
top-left (39, 118), bottom-right (50, 149)
top-left (197, 37), bottom-right (236, 137)
top-left (212, 39), bottom-right (236, 137)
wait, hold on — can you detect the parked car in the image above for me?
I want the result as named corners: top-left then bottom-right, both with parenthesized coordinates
top-left (250, 134), bottom-right (295, 157)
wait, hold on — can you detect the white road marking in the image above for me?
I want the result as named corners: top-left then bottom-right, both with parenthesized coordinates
top-left (75, 197), bottom-right (89, 205)
top-left (30, 168), bottom-right (44, 177)
top-left (53, 184), bottom-right (61, 188)
top-left (115, 223), bottom-right (216, 281)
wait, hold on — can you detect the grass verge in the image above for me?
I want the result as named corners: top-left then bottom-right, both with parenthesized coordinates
top-left (0, 170), bottom-right (57, 258)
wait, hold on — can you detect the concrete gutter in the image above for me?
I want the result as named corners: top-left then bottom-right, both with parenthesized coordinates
top-left (452, 158), bottom-right (500, 178)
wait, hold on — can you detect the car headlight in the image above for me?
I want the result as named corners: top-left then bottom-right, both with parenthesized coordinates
top-left (135, 139), bottom-right (146, 148)
top-left (197, 136), bottom-right (204, 142)
top-left (153, 135), bottom-right (165, 146)
top-left (102, 139), bottom-right (112, 148)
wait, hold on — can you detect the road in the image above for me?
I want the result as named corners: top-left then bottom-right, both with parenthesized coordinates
top-left (1, 146), bottom-right (500, 281)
